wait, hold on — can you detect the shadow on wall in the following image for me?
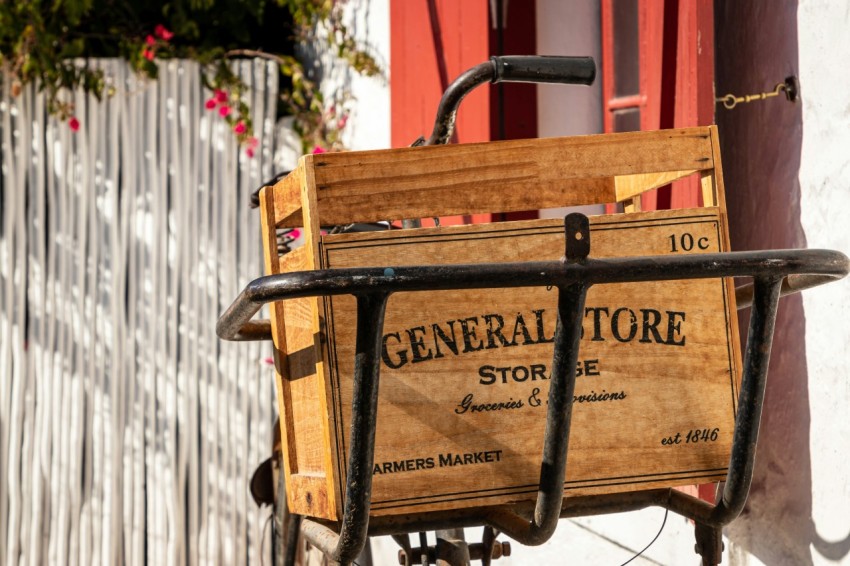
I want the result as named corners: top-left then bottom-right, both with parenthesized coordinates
top-left (715, 1), bottom-right (850, 564)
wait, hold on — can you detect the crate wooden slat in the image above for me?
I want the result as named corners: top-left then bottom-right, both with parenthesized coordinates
top-left (272, 127), bottom-right (715, 228)
top-left (261, 185), bottom-right (339, 519)
top-left (260, 126), bottom-right (741, 520)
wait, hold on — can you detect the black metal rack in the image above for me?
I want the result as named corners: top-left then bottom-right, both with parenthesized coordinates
top-left (218, 213), bottom-right (848, 565)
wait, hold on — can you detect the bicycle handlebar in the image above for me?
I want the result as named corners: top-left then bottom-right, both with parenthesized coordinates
top-left (427, 56), bottom-right (596, 145)
top-left (491, 55), bottom-right (596, 85)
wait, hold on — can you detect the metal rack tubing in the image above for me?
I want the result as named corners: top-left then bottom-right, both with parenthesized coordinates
top-left (217, 249), bottom-right (847, 343)
top-left (426, 56), bottom-right (595, 146)
top-left (217, 215), bottom-right (848, 563)
top-left (488, 214), bottom-right (591, 545)
top-left (709, 276), bottom-right (782, 525)
top-left (300, 292), bottom-right (390, 564)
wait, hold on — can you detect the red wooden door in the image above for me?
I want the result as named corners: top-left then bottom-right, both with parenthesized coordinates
top-left (389, 0), bottom-right (538, 225)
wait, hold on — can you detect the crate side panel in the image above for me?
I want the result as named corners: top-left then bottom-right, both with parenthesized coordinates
top-left (321, 208), bottom-right (740, 516)
top-left (262, 180), bottom-right (338, 520)
top-left (280, 298), bottom-right (326, 473)
top-left (270, 169), bottom-right (304, 227)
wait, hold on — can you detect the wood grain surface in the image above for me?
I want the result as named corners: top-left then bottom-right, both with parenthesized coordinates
top-left (319, 208), bottom-right (741, 516)
top-left (261, 126), bottom-right (739, 519)
top-left (270, 127), bottom-right (716, 228)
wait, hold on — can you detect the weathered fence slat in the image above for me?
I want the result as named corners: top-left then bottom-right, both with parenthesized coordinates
top-left (1, 59), bottom-right (280, 565)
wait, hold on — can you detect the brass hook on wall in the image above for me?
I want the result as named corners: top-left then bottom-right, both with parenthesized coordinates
top-left (716, 76), bottom-right (799, 110)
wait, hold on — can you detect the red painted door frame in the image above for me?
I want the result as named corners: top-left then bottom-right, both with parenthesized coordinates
top-left (389, 0), bottom-right (538, 225)
top-left (390, 0), bottom-right (492, 150)
top-left (602, 0), bottom-right (714, 211)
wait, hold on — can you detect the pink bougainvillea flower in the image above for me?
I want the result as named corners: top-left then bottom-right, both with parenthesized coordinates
top-left (142, 48), bottom-right (155, 61)
top-left (146, 34), bottom-right (156, 47)
top-left (290, 229), bottom-right (301, 239)
top-left (218, 105), bottom-right (232, 117)
top-left (246, 147), bottom-right (255, 158)
top-left (154, 24), bottom-right (174, 41)
top-left (204, 98), bottom-right (217, 110)
top-left (69, 117), bottom-right (80, 132)
top-left (214, 89), bottom-right (228, 103)
top-left (262, 356), bottom-right (274, 365)
top-left (337, 114), bottom-right (348, 129)
top-left (247, 136), bottom-right (259, 148)
top-left (312, 146), bottom-right (326, 154)
top-left (233, 121), bottom-right (246, 134)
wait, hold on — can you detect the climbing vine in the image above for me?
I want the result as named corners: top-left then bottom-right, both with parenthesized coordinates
top-left (0, 0), bottom-right (379, 155)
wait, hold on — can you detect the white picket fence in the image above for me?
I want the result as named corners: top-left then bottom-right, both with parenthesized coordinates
top-left (0, 59), bottom-right (287, 565)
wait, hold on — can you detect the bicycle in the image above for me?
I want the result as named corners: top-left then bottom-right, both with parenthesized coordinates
top-left (222, 56), bottom-right (848, 566)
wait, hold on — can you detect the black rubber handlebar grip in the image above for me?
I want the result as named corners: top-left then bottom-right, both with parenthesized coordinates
top-left (490, 56), bottom-right (596, 86)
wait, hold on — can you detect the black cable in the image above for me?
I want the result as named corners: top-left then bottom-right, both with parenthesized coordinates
top-left (618, 508), bottom-right (669, 566)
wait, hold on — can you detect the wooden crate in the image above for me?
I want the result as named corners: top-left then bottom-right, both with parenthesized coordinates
top-left (259, 126), bottom-right (742, 520)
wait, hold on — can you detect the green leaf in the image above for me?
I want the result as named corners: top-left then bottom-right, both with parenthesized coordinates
top-left (0, 0), bottom-right (381, 152)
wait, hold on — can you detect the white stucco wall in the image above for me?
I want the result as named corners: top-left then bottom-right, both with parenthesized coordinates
top-left (777, 2), bottom-right (850, 563)
top-left (325, 0), bottom-right (391, 152)
top-left (277, 0), bottom-right (390, 170)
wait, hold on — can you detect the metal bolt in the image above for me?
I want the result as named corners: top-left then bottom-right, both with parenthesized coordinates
top-left (500, 541), bottom-right (511, 557)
